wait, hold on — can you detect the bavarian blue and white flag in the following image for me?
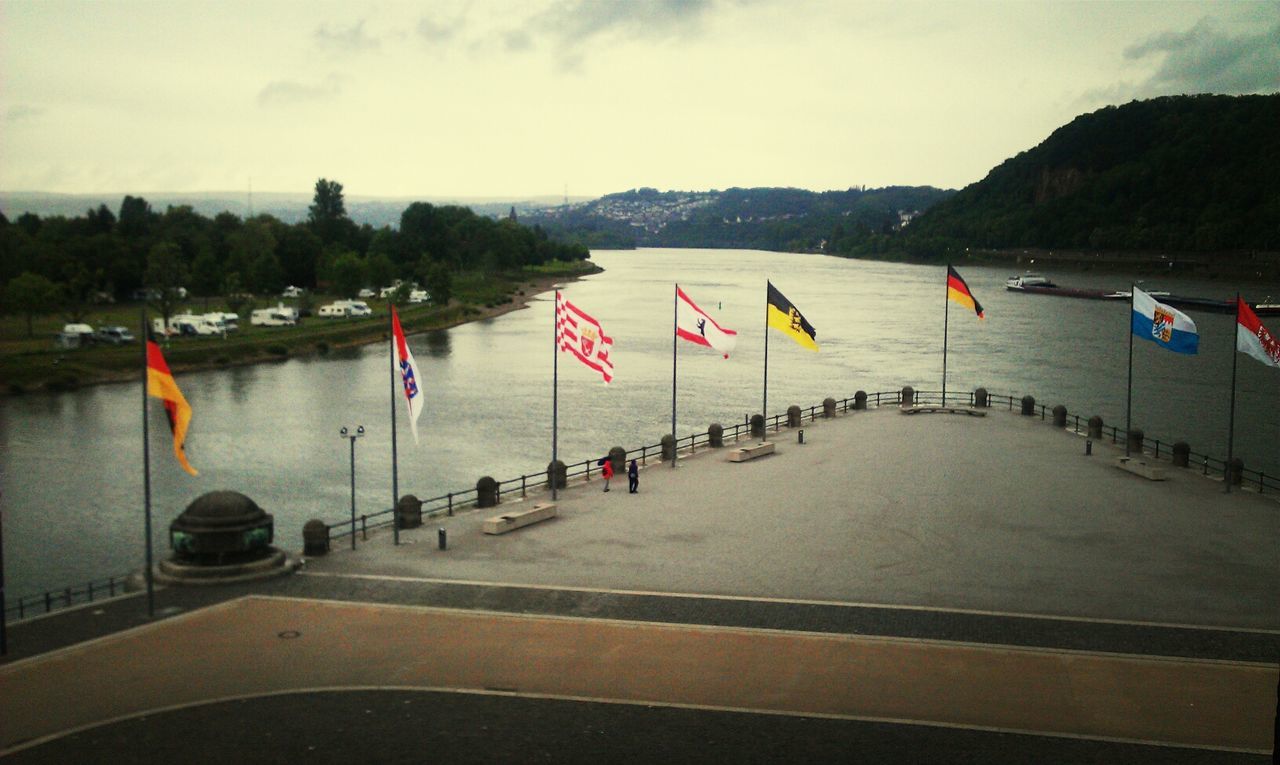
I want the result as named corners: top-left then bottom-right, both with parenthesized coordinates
top-left (1131, 287), bottom-right (1198, 354)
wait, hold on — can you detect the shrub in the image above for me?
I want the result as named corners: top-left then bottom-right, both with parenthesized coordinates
top-left (315, 341), bottom-right (330, 355)
top-left (266, 345), bottom-right (288, 357)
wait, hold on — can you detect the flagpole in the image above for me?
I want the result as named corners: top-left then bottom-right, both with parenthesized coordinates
top-left (140, 308), bottom-right (155, 618)
top-left (1225, 293), bottom-right (1240, 494)
top-left (762, 281), bottom-right (770, 432)
top-left (388, 303), bottom-right (400, 544)
top-left (671, 283), bottom-right (678, 468)
top-left (942, 265), bottom-right (951, 407)
top-left (552, 290), bottom-right (559, 501)
top-left (1125, 284), bottom-right (1135, 458)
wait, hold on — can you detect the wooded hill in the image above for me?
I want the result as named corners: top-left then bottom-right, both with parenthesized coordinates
top-left (524, 186), bottom-right (953, 252)
top-left (898, 94), bottom-right (1280, 258)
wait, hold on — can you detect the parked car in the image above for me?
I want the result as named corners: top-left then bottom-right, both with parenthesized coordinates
top-left (357, 288), bottom-right (376, 299)
top-left (281, 286), bottom-right (303, 298)
top-left (408, 290), bottom-right (431, 304)
top-left (94, 325), bottom-right (136, 344)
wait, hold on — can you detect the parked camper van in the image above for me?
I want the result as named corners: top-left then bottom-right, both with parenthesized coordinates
top-left (318, 303), bottom-right (350, 318)
top-left (205, 312), bottom-right (239, 332)
top-left (408, 290), bottom-right (430, 304)
top-left (250, 309), bottom-right (295, 327)
top-left (335, 300), bottom-right (372, 317)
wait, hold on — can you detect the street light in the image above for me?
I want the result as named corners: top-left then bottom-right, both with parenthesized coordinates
top-left (340, 425), bottom-right (365, 550)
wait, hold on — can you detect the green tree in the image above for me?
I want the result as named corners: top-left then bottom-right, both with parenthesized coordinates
top-left (144, 242), bottom-right (189, 329)
top-left (249, 251), bottom-right (285, 294)
top-left (364, 252), bottom-right (395, 290)
top-left (4, 271), bottom-right (60, 337)
top-left (223, 272), bottom-right (251, 320)
top-left (308, 178), bottom-right (354, 245)
top-left (225, 220), bottom-right (276, 290)
top-left (328, 252), bottom-right (365, 298)
top-left (117, 195), bottom-right (153, 237)
top-left (417, 257), bottom-right (452, 304)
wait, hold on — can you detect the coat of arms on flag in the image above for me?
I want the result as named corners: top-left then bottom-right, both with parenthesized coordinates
top-left (676, 285), bottom-right (737, 358)
top-left (1151, 307), bottom-right (1175, 343)
top-left (556, 292), bottom-right (613, 383)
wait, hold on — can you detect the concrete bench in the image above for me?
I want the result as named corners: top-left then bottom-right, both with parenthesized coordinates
top-left (900, 406), bottom-right (986, 417)
top-left (728, 442), bottom-right (775, 462)
top-left (1114, 456), bottom-right (1167, 481)
top-left (482, 503), bottom-right (557, 535)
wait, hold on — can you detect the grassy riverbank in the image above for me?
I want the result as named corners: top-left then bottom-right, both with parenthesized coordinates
top-left (1, 260), bottom-right (601, 395)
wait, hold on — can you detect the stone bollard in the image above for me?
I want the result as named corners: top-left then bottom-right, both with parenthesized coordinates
top-left (787, 405), bottom-right (802, 427)
top-left (1227, 457), bottom-right (1244, 486)
top-left (303, 519), bottom-right (330, 556)
top-left (854, 391), bottom-right (867, 410)
top-left (1172, 442), bottom-right (1190, 468)
top-left (1088, 416), bottom-right (1103, 440)
top-left (661, 434), bottom-right (676, 461)
top-left (823, 398), bottom-right (836, 418)
top-left (546, 460), bottom-right (567, 490)
top-left (901, 386), bottom-right (915, 408)
top-left (974, 387), bottom-right (988, 408)
top-left (396, 495), bottom-right (423, 529)
top-left (476, 476), bottom-right (498, 508)
top-left (1126, 428), bottom-right (1144, 454)
top-left (708, 423), bottom-right (724, 448)
top-left (750, 414), bottom-right (765, 439)
top-left (1052, 405), bottom-right (1067, 428)
top-left (1020, 395), bottom-right (1035, 416)
top-left (608, 446), bottom-right (627, 473)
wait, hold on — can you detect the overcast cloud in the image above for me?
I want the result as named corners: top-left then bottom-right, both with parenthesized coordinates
top-left (1, 0), bottom-right (1276, 198)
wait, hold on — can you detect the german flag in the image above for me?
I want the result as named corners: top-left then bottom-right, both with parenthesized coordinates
top-left (946, 265), bottom-right (984, 319)
top-left (147, 337), bottom-right (197, 475)
top-left (767, 281), bottom-right (818, 351)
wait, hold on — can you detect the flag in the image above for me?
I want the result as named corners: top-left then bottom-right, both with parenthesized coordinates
top-left (1237, 297), bottom-right (1280, 368)
top-left (766, 281), bottom-right (818, 351)
top-left (391, 306), bottom-right (425, 443)
top-left (1131, 287), bottom-right (1198, 354)
top-left (676, 285), bottom-right (737, 358)
top-left (557, 292), bottom-right (614, 382)
top-left (946, 265), bottom-right (984, 319)
top-left (146, 337), bottom-right (197, 475)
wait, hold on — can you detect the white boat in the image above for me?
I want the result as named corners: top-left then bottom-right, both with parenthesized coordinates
top-left (1005, 273), bottom-right (1054, 290)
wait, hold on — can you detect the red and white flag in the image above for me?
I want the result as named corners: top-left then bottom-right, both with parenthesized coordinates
top-left (391, 306), bottom-right (425, 443)
top-left (1237, 297), bottom-right (1280, 369)
top-left (556, 292), bottom-right (613, 383)
top-left (676, 285), bottom-right (737, 358)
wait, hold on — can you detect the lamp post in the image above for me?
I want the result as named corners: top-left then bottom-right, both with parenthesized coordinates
top-left (340, 425), bottom-right (365, 550)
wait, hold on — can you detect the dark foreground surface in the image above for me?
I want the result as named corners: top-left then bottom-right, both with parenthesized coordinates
top-left (2, 690), bottom-right (1268, 765)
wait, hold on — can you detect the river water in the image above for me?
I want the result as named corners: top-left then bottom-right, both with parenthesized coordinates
top-left (2, 248), bottom-right (1277, 598)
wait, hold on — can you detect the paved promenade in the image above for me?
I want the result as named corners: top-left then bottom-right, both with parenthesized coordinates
top-left (2, 405), bottom-right (1277, 762)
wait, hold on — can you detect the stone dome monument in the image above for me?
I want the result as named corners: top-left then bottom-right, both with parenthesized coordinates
top-left (156, 490), bottom-right (297, 584)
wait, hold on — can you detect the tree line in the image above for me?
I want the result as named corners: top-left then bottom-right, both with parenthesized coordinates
top-left (1, 178), bottom-right (589, 334)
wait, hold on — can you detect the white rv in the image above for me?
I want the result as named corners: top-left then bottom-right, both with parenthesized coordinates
top-left (318, 303), bottom-right (350, 318)
top-left (250, 308), bottom-right (296, 327)
top-left (335, 300), bottom-right (373, 317)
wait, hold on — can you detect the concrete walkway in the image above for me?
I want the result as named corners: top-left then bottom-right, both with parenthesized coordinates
top-left (2, 406), bottom-right (1277, 762)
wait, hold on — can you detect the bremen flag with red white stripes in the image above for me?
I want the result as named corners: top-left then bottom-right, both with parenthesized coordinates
top-left (556, 292), bottom-right (614, 383)
top-left (1237, 297), bottom-right (1280, 368)
top-left (676, 285), bottom-right (737, 358)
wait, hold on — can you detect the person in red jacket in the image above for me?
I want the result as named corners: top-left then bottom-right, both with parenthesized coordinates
top-left (601, 457), bottom-right (614, 492)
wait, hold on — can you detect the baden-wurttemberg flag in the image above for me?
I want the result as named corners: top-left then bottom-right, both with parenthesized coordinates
top-left (766, 281), bottom-right (818, 351)
top-left (391, 306), bottom-right (424, 443)
top-left (1131, 287), bottom-right (1198, 354)
top-left (676, 285), bottom-right (737, 358)
top-left (946, 265), bottom-right (985, 319)
top-left (1237, 297), bottom-right (1280, 369)
top-left (557, 292), bottom-right (614, 383)
top-left (146, 336), bottom-right (197, 475)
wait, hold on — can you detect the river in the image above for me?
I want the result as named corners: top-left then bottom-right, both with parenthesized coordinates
top-left (2, 248), bottom-right (1277, 598)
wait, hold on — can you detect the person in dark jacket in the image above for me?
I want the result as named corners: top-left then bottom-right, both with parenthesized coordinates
top-left (602, 457), bottom-right (613, 492)
top-left (628, 459), bottom-right (639, 493)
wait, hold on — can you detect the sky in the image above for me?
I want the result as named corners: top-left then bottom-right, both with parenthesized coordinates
top-left (1, 0), bottom-right (1278, 200)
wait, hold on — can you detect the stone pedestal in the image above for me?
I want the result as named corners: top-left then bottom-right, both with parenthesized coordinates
top-left (708, 423), bottom-right (724, 448)
top-left (750, 414), bottom-right (765, 439)
top-left (546, 460), bottom-right (567, 490)
top-left (901, 386), bottom-right (915, 408)
top-left (1052, 405), bottom-right (1067, 427)
top-left (854, 391), bottom-right (867, 410)
top-left (1172, 442), bottom-right (1190, 468)
top-left (823, 398), bottom-right (836, 418)
top-left (476, 476), bottom-right (498, 508)
top-left (974, 387), bottom-right (988, 407)
top-left (303, 519), bottom-right (330, 555)
top-left (396, 494), bottom-right (423, 529)
top-left (787, 405), bottom-right (802, 427)
top-left (1020, 395), bottom-right (1036, 416)
top-left (1126, 429), bottom-right (1145, 454)
top-left (661, 434), bottom-right (676, 461)
top-left (1088, 416), bottom-right (1104, 439)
